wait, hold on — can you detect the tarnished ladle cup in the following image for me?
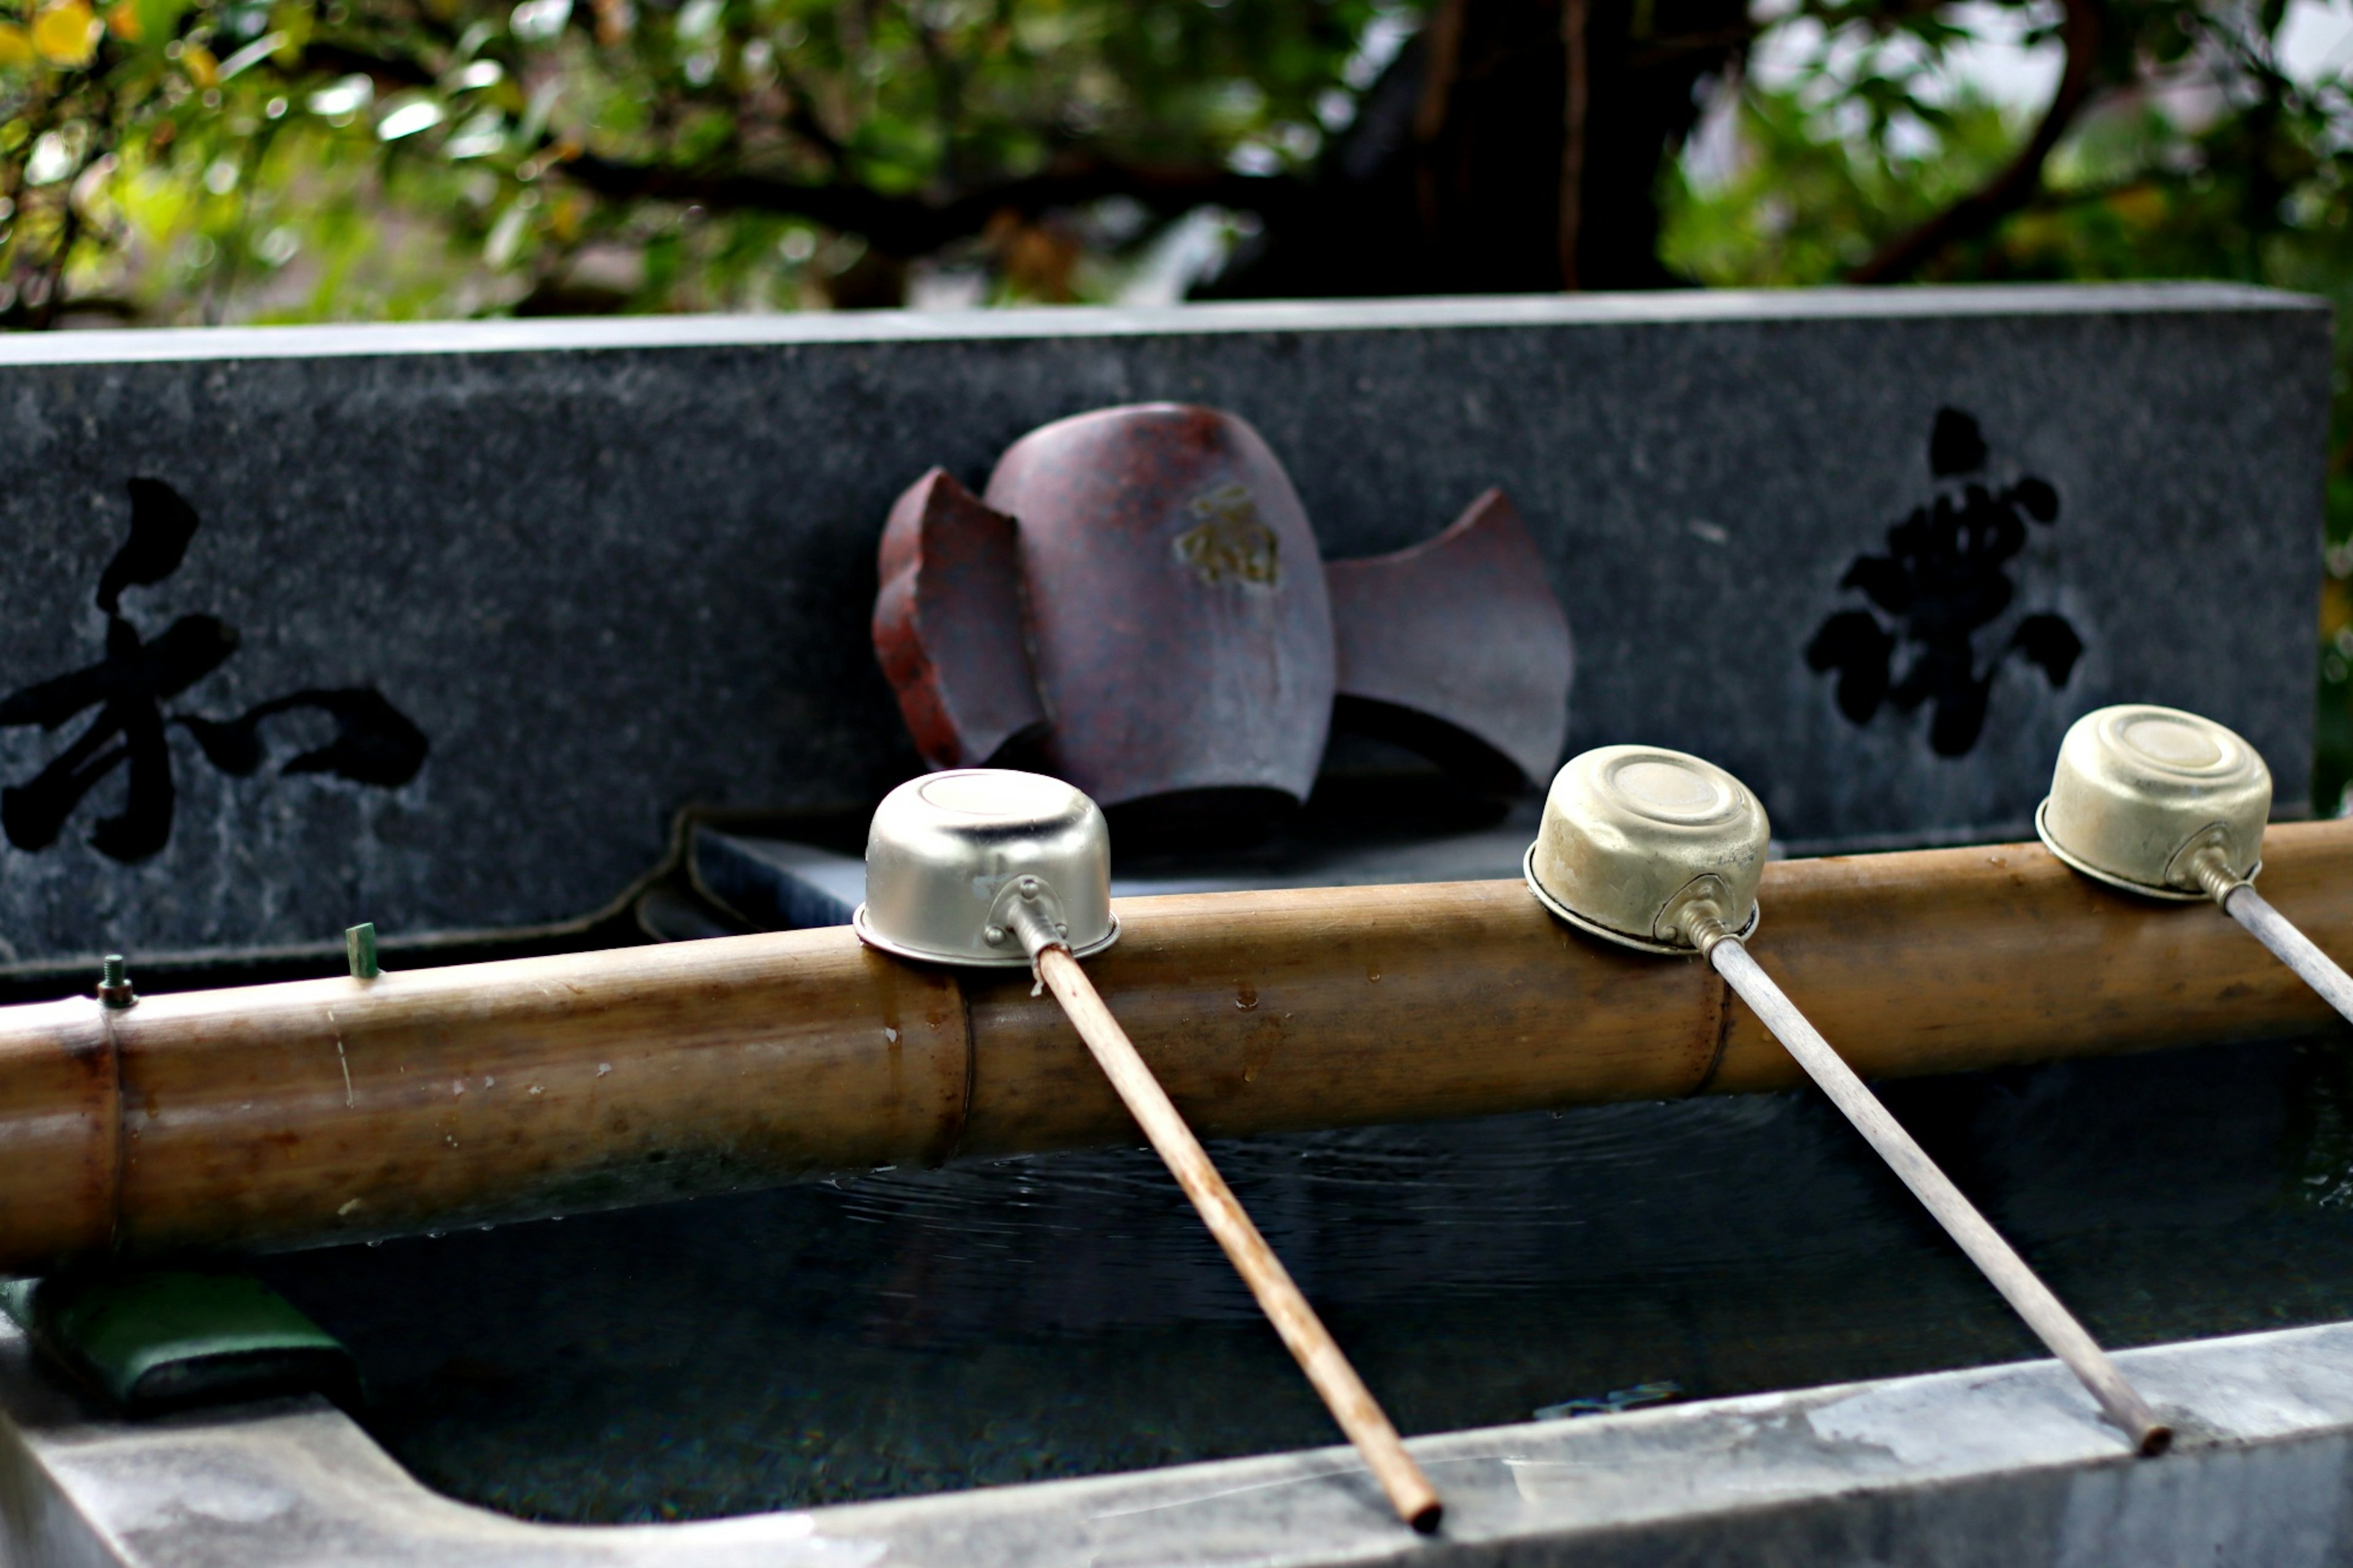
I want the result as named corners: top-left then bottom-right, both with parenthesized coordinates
top-left (855, 768), bottom-right (1442, 1532)
top-left (2039, 703), bottom-right (2353, 1023)
top-left (1526, 746), bottom-right (2171, 1456)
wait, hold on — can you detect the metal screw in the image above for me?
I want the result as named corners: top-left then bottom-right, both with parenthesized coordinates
top-left (984, 924), bottom-right (1008, 945)
top-left (2178, 840), bottom-right (2248, 904)
top-left (1018, 877), bottom-right (1040, 899)
top-left (96, 955), bottom-right (135, 1010)
top-left (346, 923), bottom-right (381, 981)
top-left (1678, 906), bottom-right (1732, 957)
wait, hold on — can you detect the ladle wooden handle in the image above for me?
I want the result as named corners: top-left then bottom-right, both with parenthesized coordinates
top-left (1033, 944), bottom-right (1446, 1532)
top-left (2222, 884), bottom-right (2353, 1023)
top-left (1708, 937), bottom-right (2172, 1457)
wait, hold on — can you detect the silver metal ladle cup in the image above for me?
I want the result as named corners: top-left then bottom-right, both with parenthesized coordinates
top-left (855, 768), bottom-right (1442, 1531)
top-left (854, 768), bottom-right (1118, 966)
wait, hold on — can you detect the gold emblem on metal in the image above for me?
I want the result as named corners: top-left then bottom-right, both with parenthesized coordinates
top-left (1173, 483), bottom-right (1280, 588)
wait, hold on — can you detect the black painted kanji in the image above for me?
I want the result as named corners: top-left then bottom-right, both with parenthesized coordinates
top-left (1806, 409), bottom-right (2083, 757)
top-left (0, 479), bottom-right (428, 862)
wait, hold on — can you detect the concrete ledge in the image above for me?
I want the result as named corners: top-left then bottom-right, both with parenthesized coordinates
top-left (7, 1317), bottom-right (2353, 1566)
top-left (0, 284), bottom-right (2313, 367)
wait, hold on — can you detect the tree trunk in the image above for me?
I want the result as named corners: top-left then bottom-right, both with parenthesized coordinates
top-left (1209, 0), bottom-right (1748, 298)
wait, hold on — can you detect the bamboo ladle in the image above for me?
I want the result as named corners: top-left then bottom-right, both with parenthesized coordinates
top-left (1524, 744), bottom-right (2171, 1455)
top-left (853, 768), bottom-right (1442, 1532)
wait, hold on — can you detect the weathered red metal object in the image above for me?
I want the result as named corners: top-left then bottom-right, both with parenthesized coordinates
top-left (1326, 488), bottom-right (1572, 790)
top-left (983, 406), bottom-right (1335, 809)
top-left (873, 404), bottom-right (1573, 811)
top-left (873, 469), bottom-right (1045, 770)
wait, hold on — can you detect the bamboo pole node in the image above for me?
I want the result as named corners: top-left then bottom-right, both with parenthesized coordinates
top-left (6, 814), bottom-right (2353, 1300)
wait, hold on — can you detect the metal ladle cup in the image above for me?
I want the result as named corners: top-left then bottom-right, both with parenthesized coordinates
top-left (1526, 746), bottom-right (2170, 1456)
top-left (854, 768), bottom-right (1118, 966)
top-left (1524, 744), bottom-right (1765, 953)
top-left (2037, 703), bottom-right (2268, 901)
top-left (2039, 703), bottom-right (2353, 1025)
top-left (855, 769), bottom-right (1442, 1532)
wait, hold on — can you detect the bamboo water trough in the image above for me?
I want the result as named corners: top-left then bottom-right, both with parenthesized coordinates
top-left (2, 818), bottom-right (2351, 1276)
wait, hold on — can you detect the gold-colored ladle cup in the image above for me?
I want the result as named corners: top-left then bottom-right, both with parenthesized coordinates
top-left (2039, 703), bottom-right (2353, 1023)
top-left (1528, 746), bottom-right (2170, 1456)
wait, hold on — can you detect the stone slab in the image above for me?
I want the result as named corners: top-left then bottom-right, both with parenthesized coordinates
top-left (9, 1314), bottom-right (2353, 1566)
top-left (0, 284), bottom-right (2325, 964)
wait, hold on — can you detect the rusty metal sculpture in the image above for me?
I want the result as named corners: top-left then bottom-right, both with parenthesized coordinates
top-left (873, 404), bottom-right (1573, 816)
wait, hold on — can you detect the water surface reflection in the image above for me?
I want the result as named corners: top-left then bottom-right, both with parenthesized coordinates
top-left (260, 1035), bottom-right (2347, 1523)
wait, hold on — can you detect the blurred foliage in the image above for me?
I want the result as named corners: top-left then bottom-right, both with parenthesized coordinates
top-left (1661, 0), bottom-right (2353, 812)
top-left (1663, 90), bottom-right (2022, 287)
top-left (0, 0), bottom-right (1395, 322)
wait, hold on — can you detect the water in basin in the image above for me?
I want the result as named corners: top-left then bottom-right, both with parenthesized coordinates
top-left (256, 1032), bottom-right (2353, 1523)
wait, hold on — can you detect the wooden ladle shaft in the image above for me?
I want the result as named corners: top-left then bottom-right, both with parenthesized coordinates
top-left (1707, 935), bottom-right (2171, 1456)
top-left (1032, 942), bottom-right (1444, 1531)
top-left (2221, 883), bottom-right (2353, 1024)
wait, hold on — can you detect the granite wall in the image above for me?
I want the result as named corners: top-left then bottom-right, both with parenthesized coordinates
top-left (0, 284), bottom-right (2325, 963)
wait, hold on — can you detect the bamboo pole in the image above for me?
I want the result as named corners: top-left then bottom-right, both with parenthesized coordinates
top-left (0, 820), bottom-right (2346, 1273)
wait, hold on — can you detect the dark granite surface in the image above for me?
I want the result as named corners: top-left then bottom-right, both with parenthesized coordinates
top-left (0, 286), bottom-right (2325, 964)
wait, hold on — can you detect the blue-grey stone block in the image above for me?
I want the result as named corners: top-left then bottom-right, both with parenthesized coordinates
top-left (0, 283), bottom-right (2325, 965)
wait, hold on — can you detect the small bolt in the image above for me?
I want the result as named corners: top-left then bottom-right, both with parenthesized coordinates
top-left (1680, 906), bottom-right (1732, 956)
top-left (2179, 843), bottom-right (2248, 906)
top-left (984, 924), bottom-right (1007, 945)
top-left (1017, 877), bottom-right (1040, 899)
top-left (96, 954), bottom-right (135, 1010)
top-left (1055, 922), bottom-right (1068, 937)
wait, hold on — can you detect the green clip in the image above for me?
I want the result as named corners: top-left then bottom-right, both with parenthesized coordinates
top-left (1, 1271), bottom-right (361, 1414)
top-left (346, 923), bottom-right (380, 980)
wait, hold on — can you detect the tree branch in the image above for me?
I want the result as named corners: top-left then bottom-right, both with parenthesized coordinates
top-left (552, 153), bottom-right (1301, 255)
top-left (1623, 24), bottom-right (1760, 70)
top-left (1847, 0), bottom-right (2102, 283)
top-left (295, 40), bottom-right (439, 87)
top-left (1559, 0), bottom-right (1590, 289)
top-left (1412, 0), bottom-right (1466, 237)
top-left (775, 69), bottom-right (852, 173)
